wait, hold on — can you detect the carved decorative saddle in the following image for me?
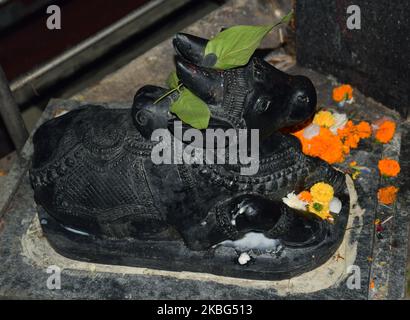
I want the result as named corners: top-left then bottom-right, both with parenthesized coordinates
top-left (30, 33), bottom-right (349, 280)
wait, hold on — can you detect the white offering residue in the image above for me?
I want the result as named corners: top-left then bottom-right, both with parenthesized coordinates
top-left (220, 232), bottom-right (280, 251)
top-left (238, 252), bottom-right (251, 265)
top-left (230, 205), bottom-right (248, 226)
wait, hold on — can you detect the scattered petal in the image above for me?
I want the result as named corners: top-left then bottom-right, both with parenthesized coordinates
top-left (298, 191), bottom-right (312, 203)
top-left (378, 159), bottom-right (400, 177)
top-left (303, 123), bottom-right (320, 139)
top-left (374, 120), bottom-right (396, 144)
top-left (332, 84), bottom-right (353, 103)
top-left (313, 110), bottom-right (335, 128)
top-left (377, 186), bottom-right (399, 205)
top-left (329, 112), bottom-right (348, 134)
top-left (282, 192), bottom-right (308, 211)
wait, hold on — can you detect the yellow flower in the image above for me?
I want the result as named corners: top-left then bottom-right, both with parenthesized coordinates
top-left (352, 171), bottom-right (360, 180)
top-left (308, 202), bottom-right (332, 220)
top-left (313, 110), bottom-right (335, 128)
top-left (310, 182), bottom-right (334, 203)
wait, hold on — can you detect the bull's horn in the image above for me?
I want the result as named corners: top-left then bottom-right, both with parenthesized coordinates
top-left (175, 57), bottom-right (223, 105)
top-left (173, 33), bottom-right (216, 67)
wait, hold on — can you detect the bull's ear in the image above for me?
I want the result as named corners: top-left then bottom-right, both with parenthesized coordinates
top-left (173, 33), bottom-right (216, 67)
top-left (175, 57), bottom-right (223, 105)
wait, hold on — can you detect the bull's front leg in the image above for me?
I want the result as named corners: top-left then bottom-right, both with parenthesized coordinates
top-left (174, 195), bottom-right (287, 251)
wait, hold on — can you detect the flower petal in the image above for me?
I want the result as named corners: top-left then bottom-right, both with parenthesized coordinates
top-left (303, 123), bottom-right (321, 139)
top-left (329, 197), bottom-right (342, 214)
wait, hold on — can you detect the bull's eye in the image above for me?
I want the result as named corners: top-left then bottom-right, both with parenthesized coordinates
top-left (255, 97), bottom-right (271, 113)
top-left (297, 95), bottom-right (309, 104)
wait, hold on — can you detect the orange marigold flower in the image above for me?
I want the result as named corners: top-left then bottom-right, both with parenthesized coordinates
top-left (344, 134), bottom-right (360, 149)
top-left (294, 127), bottom-right (344, 164)
top-left (337, 120), bottom-right (371, 149)
top-left (378, 159), bottom-right (400, 177)
top-left (375, 120), bottom-right (396, 143)
top-left (370, 279), bottom-right (375, 290)
top-left (292, 128), bottom-right (311, 154)
top-left (356, 121), bottom-right (372, 138)
top-left (298, 191), bottom-right (312, 203)
top-left (342, 144), bottom-right (350, 155)
top-left (377, 186), bottom-right (399, 205)
top-left (332, 84), bottom-right (353, 102)
top-left (309, 128), bottom-right (345, 164)
top-left (338, 121), bottom-right (359, 148)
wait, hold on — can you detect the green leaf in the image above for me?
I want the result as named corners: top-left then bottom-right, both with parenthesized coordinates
top-left (204, 24), bottom-right (273, 69)
top-left (280, 10), bottom-right (294, 24)
top-left (313, 202), bottom-right (323, 211)
top-left (167, 71), bottom-right (179, 89)
top-left (204, 10), bottom-right (294, 70)
top-left (153, 84), bottom-right (182, 104)
top-left (170, 89), bottom-right (210, 129)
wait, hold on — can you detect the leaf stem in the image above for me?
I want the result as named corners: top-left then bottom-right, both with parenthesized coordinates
top-left (154, 83), bottom-right (183, 104)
